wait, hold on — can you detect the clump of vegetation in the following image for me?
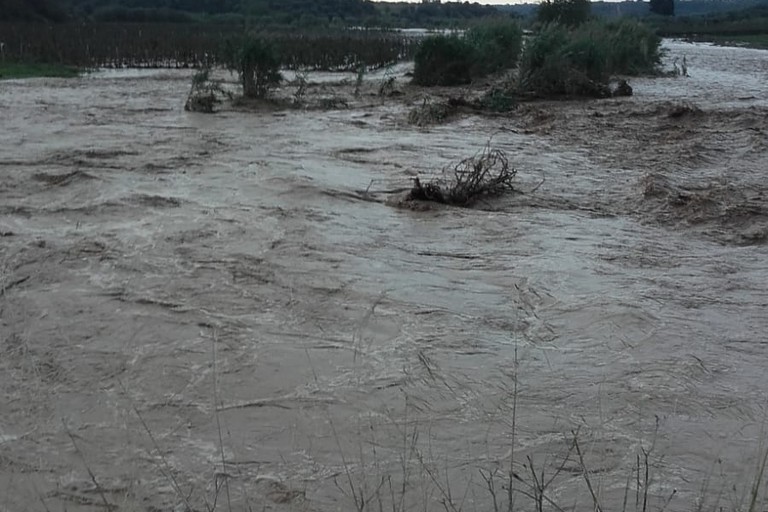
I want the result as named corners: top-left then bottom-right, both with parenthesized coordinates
top-left (517, 23), bottom-right (605, 97)
top-left (378, 66), bottom-right (400, 97)
top-left (516, 19), bottom-right (661, 98)
top-left (412, 35), bottom-right (475, 86)
top-left (184, 67), bottom-right (230, 113)
top-left (353, 64), bottom-right (366, 97)
top-left (537, 0), bottom-right (592, 26)
top-left (290, 69), bottom-right (310, 105)
top-left (407, 146), bottom-right (517, 206)
top-left (465, 20), bottom-right (524, 76)
top-left (478, 88), bottom-right (517, 112)
top-left (226, 37), bottom-right (282, 98)
top-left (413, 20), bottom-right (524, 87)
top-left (407, 98), bottom-right (456, 126)
top-left (595, 19), bottom-right (662, 75)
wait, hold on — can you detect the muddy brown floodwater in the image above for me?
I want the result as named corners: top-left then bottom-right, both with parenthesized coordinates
top-left (1, 40), bottom-right (767, 512)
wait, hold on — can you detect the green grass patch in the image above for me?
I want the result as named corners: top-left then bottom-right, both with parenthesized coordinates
top-left (0, 62), bottom-right (81, 80)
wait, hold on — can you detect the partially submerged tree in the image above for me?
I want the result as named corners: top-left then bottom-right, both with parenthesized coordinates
top-left (185, 67), bottom-right (231, 113)
top-left (226, 37), bottom-right (281, 98)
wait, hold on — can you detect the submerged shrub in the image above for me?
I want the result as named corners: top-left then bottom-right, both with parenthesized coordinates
top-left (413, 35), bottom-right (475, 86)
top-left (185, 68), bottom-right (231, 113)
top-left (466, 20), bottom-right (524, 75)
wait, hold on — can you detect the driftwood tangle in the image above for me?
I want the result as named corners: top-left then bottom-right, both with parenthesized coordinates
top-left (408, 146), bottom-right (517, 206)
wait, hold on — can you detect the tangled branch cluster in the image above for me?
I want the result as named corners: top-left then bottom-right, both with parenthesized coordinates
top-left (408, 147), bottom-right (517, 206)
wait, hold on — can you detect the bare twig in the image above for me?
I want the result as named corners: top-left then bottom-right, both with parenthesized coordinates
top-left (748, 439), bottom-right (768, 512)
top-left (507, 346), bottom-right (519, 512)
top-left (118, 380), bottom-right (194, 512)
top-left (572, 431), bottom-right (603, 512)
top-left (480, 468), bottom-right (500, 512)
top-left (61, 420), bottom-right (114, 511)
top-left (408, 146), bottom-right (517, 206)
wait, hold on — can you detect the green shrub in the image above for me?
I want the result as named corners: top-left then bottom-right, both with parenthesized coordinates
top-left (598, 19), bottom-right (662, 75)
top-left (517, 20), bottom-right (661, 97)
top-left (226, 37), bottom-right (281, 98)
top-left (566, 29), bottom-right (610, 82)
top-left (413, 35), bottom-right (475, 86)
top-left (413, 22), bottom-right (523, 87)
top-left (517, 24), bottom-right (573, 95)
top-left (465, 20), bottom-right (524, 75)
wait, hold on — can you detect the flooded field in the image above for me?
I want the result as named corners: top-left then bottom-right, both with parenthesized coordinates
top-left (1, 40), bottom-right (767, 511)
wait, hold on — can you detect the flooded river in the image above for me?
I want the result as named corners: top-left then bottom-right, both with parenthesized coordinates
top-left (1, 40), bottom-right (767, 511)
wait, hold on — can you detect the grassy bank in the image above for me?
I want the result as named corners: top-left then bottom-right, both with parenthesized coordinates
top-left (698, 33), bottom-right (768, 49)
top-left (0, 62), bottom-right (81, 79)
top-left (654, 3), bottom-right (768, 50)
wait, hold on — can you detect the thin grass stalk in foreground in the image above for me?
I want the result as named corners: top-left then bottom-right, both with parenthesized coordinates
top-left (30, 476), bottom-right (53, 512)
top-left (118, 379), bottom-right (195, 512)
top-left (61, 420), bottom-right (114, 511)
top-left (330, 415), bottom-right (386, 512)
top-left (748, 435), bottom-right (768, 512)
top-left (621, 463), bottom-right (632, 512)
top-left (507, 346), bottom-right (518, 512)
top-left (659, 488), bottom-right (677, 512)
top-left (211, 329), bottom-right (232, 512)
top-left (642, 449), bottom-right (650, 512)
top-left (573, 432), bottom-right (603, 512)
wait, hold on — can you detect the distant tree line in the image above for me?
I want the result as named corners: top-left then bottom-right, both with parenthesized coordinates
top-left (0, 0), bottom-right (67, 21)
top-left (649, 0), bottom-right (675, 16)
top-left (0, 0), bottom-right (503, 26)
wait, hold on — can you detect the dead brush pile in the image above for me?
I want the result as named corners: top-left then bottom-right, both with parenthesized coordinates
top-left (407, 98), bottom-right (456, 126)
top-left (407, 146), bottom-right (517, 206)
